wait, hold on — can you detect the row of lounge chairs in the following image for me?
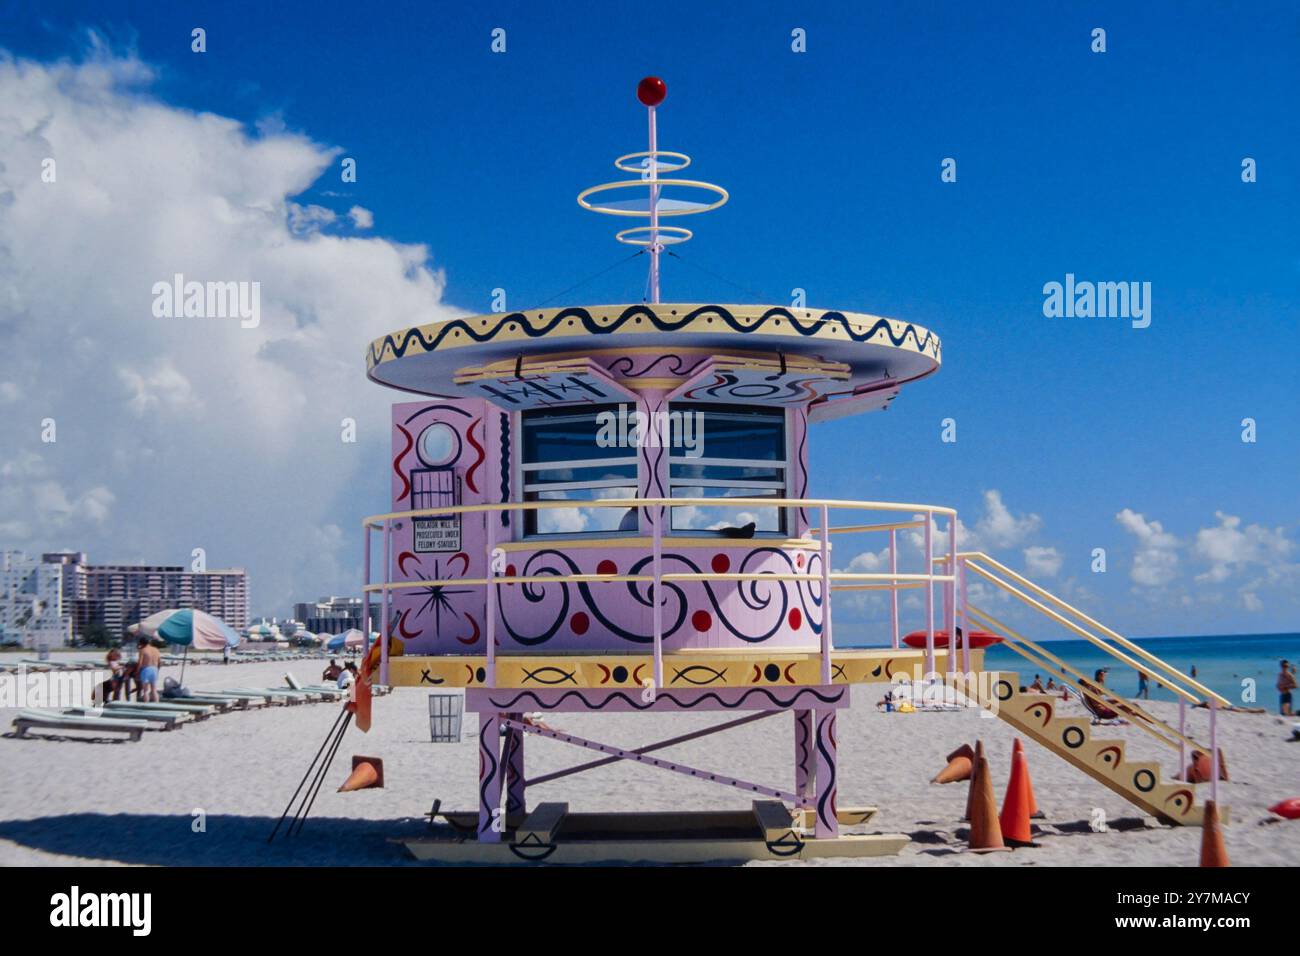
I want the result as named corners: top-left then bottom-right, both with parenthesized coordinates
top-left (9, 677), bottom-right (380, 743)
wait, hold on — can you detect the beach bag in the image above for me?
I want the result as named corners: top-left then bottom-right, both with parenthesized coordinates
top-left (162, 676), bottom-right (193, 699)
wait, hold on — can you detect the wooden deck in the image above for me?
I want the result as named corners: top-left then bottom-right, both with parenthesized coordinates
top-left (385, 647), bottom-right (985, 689)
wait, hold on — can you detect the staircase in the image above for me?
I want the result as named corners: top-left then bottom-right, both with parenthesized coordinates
top-left (965, 669), bottom-right (1205, 825)
top-left (944, 552), bottom-right (1232, 827)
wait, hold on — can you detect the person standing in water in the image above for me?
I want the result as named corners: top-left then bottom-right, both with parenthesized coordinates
top-left (1136, 670), bottom-right (1150, 700)
top-left (1278, 660), bottom-right (1296, 716)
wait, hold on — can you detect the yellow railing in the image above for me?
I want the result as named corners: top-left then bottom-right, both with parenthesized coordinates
top-left (361, 496), bottom-right (962, 689)
top-left (943, 550), bottom-right (1227, 795)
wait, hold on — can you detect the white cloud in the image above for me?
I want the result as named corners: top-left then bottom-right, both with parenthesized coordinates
top-left (1115, 508), bottom-right (1179, 587)
top-left (118, 362), bottom-right (201, 416)
top-left (348, 205), bottom-right (374, 229)
top-left (0, 46), bottom-right (461, 610)
top-left (287, 202), bottom-right (337, 235)
top-left (973, 489), bottom-right (1041, 548)
top-left (1023, 545), bottom-right (1063, 578)
top-left (1193, 511), bottom-right (1291, 583)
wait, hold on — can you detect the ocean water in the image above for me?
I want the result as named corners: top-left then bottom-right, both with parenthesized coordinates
top-left (846, 632), bottom-right (1299, 708)
top-left (980, 633), bottom-right (1300, 708)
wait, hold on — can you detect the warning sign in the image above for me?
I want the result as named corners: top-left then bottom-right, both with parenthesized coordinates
top-left (414, 516), bottom-right (461, 553)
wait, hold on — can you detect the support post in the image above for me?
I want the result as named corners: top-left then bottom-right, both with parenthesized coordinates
top-left (924, 511), bottom-right (934, 679)
top-left (477, 712), bottom-right (504, 842)
top-left (794, 708), bottom-right (815, 807)
top-left (946, 517), bottom-right (957, 675)
top-left (485, 511), bottom-right (496, 687)
top-left (889, 528), bottom-right (899, 649)
top-left (1209, 699), bottom-right (1219, 805)
top-left (1178, 699), bottom-right (1186, 781)
top-left (819, 504), bottom-right (832, 685)
top-left (652, 501), bottom-right (664, 692)
top-left (362, 523), bottom-right (371, 642)
top-left (958, 556), bottom-right (970, 675)
top-left (380, 521), bottom-right (391, 686)
top-left (504, 712), bottom-right (526, 825)
top-left (813, 708), bottom-right (838, 838)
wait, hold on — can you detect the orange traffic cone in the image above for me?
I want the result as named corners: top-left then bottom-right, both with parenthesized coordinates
top-left (1185, 749), bottom-right (1229, 783)
top-left (338, 755), bottom-right (384, 792)
top-left (1012, 738), bottom-right (1043, 818)
top-left (967, 752), bottom-right (1007, 852)
top-left (963, 741), bottom-right (986, 821)
top-left (1199, 799), bottom-right (1229, 867)
top-left (999, 745), bottom-right (1037, 846)
top-left (933, 743), bottom-right (974, 784)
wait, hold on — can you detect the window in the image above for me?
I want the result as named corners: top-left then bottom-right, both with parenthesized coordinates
top-left (668, 403), bottom-right (787, 534)
top-left (521, 406), bottom-right (639, 536)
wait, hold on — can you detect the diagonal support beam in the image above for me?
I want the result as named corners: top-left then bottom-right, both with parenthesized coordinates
top-left (524, 711), bottom-right (777, 789)
top-left (504, 717), bottom-right (801, 805)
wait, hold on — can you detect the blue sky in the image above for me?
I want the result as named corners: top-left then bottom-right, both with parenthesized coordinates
top-left (1, 1), bottom-right (1297, 635)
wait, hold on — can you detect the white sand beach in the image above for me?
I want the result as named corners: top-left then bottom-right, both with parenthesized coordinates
top-left (1, 652), bottom-right (1297, 866)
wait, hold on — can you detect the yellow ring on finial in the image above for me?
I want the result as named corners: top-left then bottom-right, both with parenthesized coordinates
top-left (615, 225), bottom-right (693, 246)
top-left (576, 179), bottom-right (729, 218)
top-left (613, 150), bottom-right (691, 174)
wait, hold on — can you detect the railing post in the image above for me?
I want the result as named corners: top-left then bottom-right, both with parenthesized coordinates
top-left (486, 509), bottom-right (496, 688)
top-left (362, 523), bottom-right (371, 643)
top-left (945, 516), bottom-right (956, 675)
top-left (819, 504), bottom-right (832, 685)
top-left (958, 555), bottom-right (970, 675)
top-left (1177, 699), bottom-right (1186, 781)
top-left (652, 502), bottom-right (663, 691)
top-left (889, 528), bottom-right (899, 650)
top-left (924, 510), bottom-right (934, 678)
top-left (1209, 699), bottom-right (1219, 805)
top-left (380, 520), bottom-right (391, 686)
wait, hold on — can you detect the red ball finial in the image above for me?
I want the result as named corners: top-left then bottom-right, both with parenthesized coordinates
top-left (637, 76), bottom-right (667, 107)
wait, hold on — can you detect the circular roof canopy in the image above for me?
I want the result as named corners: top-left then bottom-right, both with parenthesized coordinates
top-left (366, 303), bottom-right (941, 397)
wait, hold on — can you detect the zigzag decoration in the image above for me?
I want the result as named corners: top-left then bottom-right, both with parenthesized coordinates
top-left (367, 305), bottom-right (942, 369)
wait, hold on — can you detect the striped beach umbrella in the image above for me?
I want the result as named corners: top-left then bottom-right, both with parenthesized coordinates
top-left (136, 608), bottom-right (241, 650)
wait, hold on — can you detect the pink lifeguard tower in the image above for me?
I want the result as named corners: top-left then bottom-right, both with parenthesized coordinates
top-left (360, 79), bottom-right (1230, 863)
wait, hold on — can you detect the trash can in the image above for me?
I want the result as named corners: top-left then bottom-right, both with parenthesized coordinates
top-left (428, 691), bottom-right (464, 743)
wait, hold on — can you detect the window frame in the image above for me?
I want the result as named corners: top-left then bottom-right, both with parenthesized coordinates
top-left (518, 405), bottom-right (640, 538)
top-left (666, 403), bottom-right (791, 537)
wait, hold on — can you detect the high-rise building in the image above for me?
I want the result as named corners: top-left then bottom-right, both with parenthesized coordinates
top-left (293, 596), bottom-right (364, 635)
top-left (1, 550), bottom-right (73, 648)
top-left (1, 551), bottom-right (251, 644)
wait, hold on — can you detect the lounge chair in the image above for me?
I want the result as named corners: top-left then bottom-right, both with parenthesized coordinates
top-left (64, 706), bottom-right (187, 730)
top-left (13, 709), bottom-right (150, 742)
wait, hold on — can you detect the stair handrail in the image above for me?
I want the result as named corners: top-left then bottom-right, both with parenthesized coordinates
top-left (968, 603), bottom-right (1209, 758)
top-left (958, 551), bottom-right (1231, 708)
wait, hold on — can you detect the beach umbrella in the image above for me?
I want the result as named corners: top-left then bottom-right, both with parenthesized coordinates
top-left (327, 629), bottom-right (363, 652)
top-left (135, 608), bottom-right (240, 683)
top-left (245, 623), bottom-right (280, 640)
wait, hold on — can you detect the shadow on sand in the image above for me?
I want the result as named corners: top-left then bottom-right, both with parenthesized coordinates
top-left (0, 813), bottom-right (436, 866)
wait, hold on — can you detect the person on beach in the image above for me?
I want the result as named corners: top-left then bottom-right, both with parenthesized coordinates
top-left (1278, 660), bottom-right (1296, 716)
top-left (136, 637), bottom-right (161, 702)
top-left (337, 661), bottom-right (358, 690)
top-left (222, 643), bottom-right (230, 665)
top-left (322, 658), bottom-right (343, 682)
top-left (1137, 671), bottom-right (1150, 699)
top-left (1029, 674), bottom-right (1045, 693)
top-left (1045, 677), bottom-right (1057, 691)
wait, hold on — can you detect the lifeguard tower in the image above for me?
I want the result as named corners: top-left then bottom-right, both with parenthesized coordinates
top-left (360, 78), bottom-right (1230, 863)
